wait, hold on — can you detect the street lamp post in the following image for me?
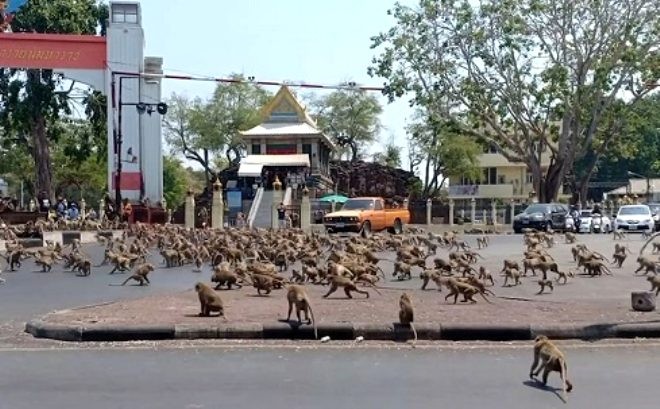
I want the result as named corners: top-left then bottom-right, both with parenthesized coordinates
top-left (112, 73), bottom-right (167, 209)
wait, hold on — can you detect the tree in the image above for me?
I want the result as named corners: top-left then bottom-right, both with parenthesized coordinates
top-left (162, 156), bottom-right (189, 210)
top-left (369, 0), bottom-right (659, 202)
top-left (164, 76), bottom-right (270, 184)
top-left (0, 0), bottom-right (108, 200)
top-left (406, 109), bottom-right (481, 197)
top-left (311, 90), bottom-right (383, 162)
top-left (372, 137), bottom-right (402, 168)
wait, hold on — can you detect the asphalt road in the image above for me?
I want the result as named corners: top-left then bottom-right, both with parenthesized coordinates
top-left (1, 343), bottom-right (659, 409)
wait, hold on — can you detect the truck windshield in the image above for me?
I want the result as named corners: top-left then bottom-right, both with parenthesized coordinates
top-left (341, 199), bottom-right (374, 211)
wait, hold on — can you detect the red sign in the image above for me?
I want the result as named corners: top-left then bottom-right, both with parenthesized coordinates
top-left (266, 144), bottom-right (297, 155)
top-left (0, 33), bottom-right (106, 69)
top-left (111, 172), bottom-right (142, 191)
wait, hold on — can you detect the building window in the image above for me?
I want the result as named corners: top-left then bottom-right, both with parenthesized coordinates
top-left (526, 172), bottom-right (534, 184)
top-left (252, 144), bottom-right (261, 155)
top-left (498, 175), bottom-right (506, 184)
top-left (112, 3), bottom-right (138, 24)
top-left (460, 176), bottom-right (477, 185)
top-left (482, 167), bottom-right (497, 185)
top-left (483, 143), bottom-right (498, 154)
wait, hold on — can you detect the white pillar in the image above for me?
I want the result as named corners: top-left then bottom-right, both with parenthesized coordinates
top-left (470, 198), bottom-right (476, 224)
top-left (491, 201), bottom-right (497, 225)
top-left (211, 179), bottom-right (224, 229)
top-left (426, 198), bottom-right (432, 225)
top-left (449, 200), bottom-right (455, 226)
top-left (99, 197), bottom-right (105, 220)
top-left (301, 186), bottom-right (311, 232)
top-left (185, 189), bottom-right (195, 229)
top-left (80, 198), bottom-right (87, 219)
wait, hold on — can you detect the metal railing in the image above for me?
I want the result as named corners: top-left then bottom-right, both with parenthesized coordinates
top-left (247, 187), bottom-right (263, 228)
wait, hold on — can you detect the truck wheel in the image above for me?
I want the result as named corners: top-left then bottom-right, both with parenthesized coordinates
top-left (361, 221), bottom-right (372, 239)
top-left (392, 218), bottom-right (403, 235)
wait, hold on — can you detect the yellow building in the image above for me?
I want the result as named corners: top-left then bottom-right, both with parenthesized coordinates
top-left (447, 143), bottom-right (570, 204)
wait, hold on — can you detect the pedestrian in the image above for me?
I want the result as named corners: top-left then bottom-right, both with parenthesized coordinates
top-left (277, 202), bottom-right (287, 229)
top-left (236, 211), bottom-right (246, 228)
top-left (122, 198), bottom-right (133, 223)
top-left (68, 202), bottom-right (80, 220)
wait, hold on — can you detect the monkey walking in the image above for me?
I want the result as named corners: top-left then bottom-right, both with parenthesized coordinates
top-left (120, 263), bottom-right (154, 286)
top-left (529, 335), bottom-right (573, 402)
top-left (284, 285), bottom-right (317, 339)
top-left (398, 293), bottom-right (417, 347)
top-left (536, 279), bottom-right (554, 295)
top-left (648, 276), bottom-right (660, 296)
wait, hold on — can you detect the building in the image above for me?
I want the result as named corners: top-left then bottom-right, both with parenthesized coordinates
top-left (238, 86), bottom-right (335, 190)
top-left (447, 143), bottom-right (571, 206)
top-left (604, 178), bottom-right (660, 202)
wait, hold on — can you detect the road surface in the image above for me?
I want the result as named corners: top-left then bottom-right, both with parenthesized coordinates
top-left (0, 342), bottom-right (658, 409)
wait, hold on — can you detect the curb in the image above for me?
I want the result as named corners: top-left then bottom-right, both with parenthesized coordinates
top-left (25, 320), bottom-right (660, 343)
top-left (0, 230), bottom-right (123, 249)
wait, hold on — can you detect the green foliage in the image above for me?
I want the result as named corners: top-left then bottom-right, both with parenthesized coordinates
top-left (164, 75), bottom-right (270, 183)
top-left (369, 0), bottom-right (659, 202)
top-left (0, 0), bottom-right (108, 198)
top-left (163, 156), bottom-right (189, 209)
top-left (372, 138), bottom-right (402, 168)
top-left (310, 90), bottom-right (383, 161)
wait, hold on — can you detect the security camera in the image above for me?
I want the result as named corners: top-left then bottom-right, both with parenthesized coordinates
top-left (157, 102), bottom-right (168, 115)
top-left (136, 103), bottom-right (147, 115)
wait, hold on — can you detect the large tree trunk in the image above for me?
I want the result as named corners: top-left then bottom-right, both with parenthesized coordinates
top-left (31, 114), bottom-right (53, 201)
top-left (543, 161), bottom-right (567, 203)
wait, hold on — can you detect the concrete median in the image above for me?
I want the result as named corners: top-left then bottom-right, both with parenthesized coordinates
top-left (26, 319), bottom-right (660, 342)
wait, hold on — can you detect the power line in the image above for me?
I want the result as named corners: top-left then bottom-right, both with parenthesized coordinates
top-left (110, 70), bottom-right (385, 92)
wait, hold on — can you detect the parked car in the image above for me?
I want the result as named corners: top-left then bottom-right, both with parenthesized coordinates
top-left (578, 209), bottom-right (612, 233)
top-left (613, 205), bottom-right (654, 233)
top-left (646, 203), bottom-right (660, 232)
top-left (513, 203), bottom-right (570, 234)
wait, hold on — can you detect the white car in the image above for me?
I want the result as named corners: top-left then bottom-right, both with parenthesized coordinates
top-left (578, 209), bottom-right (612, 233)
top-left (614, 205), bottom-right (654, 233)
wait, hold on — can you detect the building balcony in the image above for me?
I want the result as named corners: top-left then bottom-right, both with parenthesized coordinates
top-left (448, 184), bottom-right (514, 198)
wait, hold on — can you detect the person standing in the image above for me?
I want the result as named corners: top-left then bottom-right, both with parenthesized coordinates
top-left (277, 202), bottom-right (287, 229)
top-left (122, 198), bottom-right (133, 223)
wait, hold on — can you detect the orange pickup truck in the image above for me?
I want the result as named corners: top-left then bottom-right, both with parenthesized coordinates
top-left (323, 197), bottom-right (410, 236)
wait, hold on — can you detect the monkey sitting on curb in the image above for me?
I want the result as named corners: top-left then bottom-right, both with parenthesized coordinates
top-left (195, 282), bottom-right (224, 317)
top-left (283, 285), bottom-right (317, 339)
top-left (398, 293), bottom-right (417, 347)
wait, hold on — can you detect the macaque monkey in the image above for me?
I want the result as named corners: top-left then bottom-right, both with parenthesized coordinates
top-left (75, 258), bottom-right (92, 277)
top-left (323, 275), bottom-right (370, 299)
top-left (652, 242), bottom-right (660, 253)
top-left (393, 261), bottom-right (413, 280)
top-left (121, 263), bottom-right (154, 286)
top-left (476, 236), bottom-right (489, 249)
top-left (647, 275), bottom-right (660, 296)
top-left (553, 270), bottom-right (574, 284)
top-left (500, 259), bottom-right (520, 274)
top-left (211, 264), bottom-right (243, 290)
top-left (193, 256), bottom-right (203, 272)
top-left (195, 282), bottom-right (224, 317)
top-left (398, 293), bottom-right (417, 345)
top-left (634, 256), bottom-right (659, 276)
top-left (449, 238), bottom-right (471, 251)
top-left (5, 250), bottom-right (23, 271)
top-left (503, 268), bottom-right (522, 287)
top-left (34, 255), bottom-right (54, 272)
top-left (478, 266), bottom-right (496, 285)
top-left (613, 230), bottom-right (626, 240)
top-left (536, 279), bottom-right (554, 295)
top-left (564, 232), bottom-right (577, 244)
top-left (529, 335), bottom-right (573, 401)
top-left (251, 273), bottom-right (276, 296)
top-left (285, 285), bottom-right (317, 339)
top-left (444, 278), bottom-right (493, 304)
top-left (611, 252), bottom-right (627, 268)
top-left (108, 255), bottom-right (131, 274)
top-left (420, 269), bottom-right (444, 291)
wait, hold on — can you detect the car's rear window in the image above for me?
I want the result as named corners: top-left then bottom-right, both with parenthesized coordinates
top-left (619, 206), bottom-right (650, 215)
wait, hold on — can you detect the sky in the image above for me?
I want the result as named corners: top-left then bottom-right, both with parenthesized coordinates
top-left (135, 0), bottom-right (415, 169)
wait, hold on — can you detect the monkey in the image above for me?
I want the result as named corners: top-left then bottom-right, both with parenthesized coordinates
top-left (195, 282), bottom-right (224, 317)
top-left (449, 238), bottom-right (471, 251)
top-left (535, 261), bottom-right (560, 280)
top-left (284, 285), bottom-right (317, 339)
top-left (34, 255), bottom-right (54, 272)
top-left (634, 256), bottom-right (659, 276)
top-left (75, 258), bottom-right (92, 277)
top-left (465, 276), bottom-right (496, 296)
top-left (536, 279), bottom-right (554, 295)
top-left (393, 261), bottom-right (413, 280)
top-left (611, 252), bottom-right (627, 268)
top-left (478, 266), bottom-right (496, 286)
top-left (503, 268), bottom-right (522, 287)
top-left (290, 268), bottom-right (305, 283)
top-left (647, 275), bottom-right (660, 296)
top-left (553, 270), bottom-right (574, 284)
top-left (584, 259), bottom-right (613, 276)
top-left (420, 269), bottom-right (444, 291)
top-left (251, 273), bottom-right (276, 296)
top-left (500, 259), bottom-right (520, 274)
top-left (211, 264), bottom-right (243, 290)
top-left (444, 278), bottom-right (493, 304)
top-left (476, 236), bottom-right (489, 249)
top-left (108, 255), bottom-right (131, 274)
top-left (121, 263), bottom-right (154, 286)
top-left (4, 250), bottom-right (23, 271)
top-left (323, 275), bottom-right (370, 299)
top-left (302, 265), bottom-right (320, 284)
top-left (529, 335), bottom-right (573, 401)
top-left (642, 230), bottom-right (652, 239)
top-left (612, 230), bottom-right (626, 240)
top-left (398, 293), bottom-right (417, 345)
top-left (564, 232), bottom-right (577, 244)
top-left (522, 258), bottom-right (542, 277)
top-left (432, 257), bottom-right (453, 273)
top-left (193, 256), bottom-right (203, 272)
top-left (160, 249), bottom-right (181, 268)
top-left (653, 242), bottom-right (660, 254)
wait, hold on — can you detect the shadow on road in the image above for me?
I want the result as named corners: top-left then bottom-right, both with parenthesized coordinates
top-left (522, 379), bottom-right (565, 403)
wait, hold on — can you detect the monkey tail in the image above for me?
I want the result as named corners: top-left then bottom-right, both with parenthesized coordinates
top-left (308, 303), bottom-right (318, 340)
top-left (480, 292), bottom-right (493, 304)
top-left (409, 322), bottom-right (418, 345)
